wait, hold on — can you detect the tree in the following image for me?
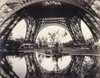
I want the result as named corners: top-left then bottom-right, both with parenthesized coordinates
top-left (41, 37), bottom-right (48, 47)
top-left (48, 30), bottom-right (67, 46)
top-left (37, 37), bottom-right (42, 48)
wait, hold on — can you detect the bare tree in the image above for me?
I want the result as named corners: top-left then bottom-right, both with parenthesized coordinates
top-left (48, 30), bottom-right (67, 46)
top-left (37, 37), bottom-right (48, 48)
top-left (37, 37), bottom-right (42, 48)
top-left (41, 37), bottom-right (48, 47)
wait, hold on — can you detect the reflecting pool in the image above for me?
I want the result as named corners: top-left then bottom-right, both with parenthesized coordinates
top-left (0, 52), bottom-right (100, 78)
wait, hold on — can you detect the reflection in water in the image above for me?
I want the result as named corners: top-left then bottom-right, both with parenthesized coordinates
top-left (36, 52), bottom-right (71, 71)
top-left (0, 52), bottom-right (100, 78)
top-left (7, 56), bottom-right (26, 78)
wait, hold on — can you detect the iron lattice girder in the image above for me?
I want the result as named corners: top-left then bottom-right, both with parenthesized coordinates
top-left (40, 17), bottom-right (86, 44)
top-left (0, 55), bottom-right (19, 78)
top-left (0, 1), bottom-right (99, 29)
top-left (6, 0), bottom-right (100, 17)
top-left (0, 13), bottom-right (22, 37)
top-left (24, 16), bottom-right (35, 42)
top-left (0, 13), bottom-right (23, 46)
top-left (24, 17), bottom-right (67, 43)
top-left (24, 16), bottom-right (86, 44)
top-left (25, 53), bottom-right (42, 78)
top-left (24, 53), bottom-right (67, 77)
top-left (20, 53), bottom-right (100, 78)
top-left (82, 14), bottom-right (100, 41)
top-left (38, 18), bottom-right (67, 32)
top-left (84, 0), bottom-right (100, 18)
top-left (24, 16), bottom-right (42, 42)
top-left (0, 53), bottom-right (100, 78)
top-left (0, 0), bottom-right (99, 26)
top-left (40, 18), bottom-right (67, 26)
top-left (0, 0), bottom-right (99, 43)
top-left (33, 18), bottom-right (68, 43)
top-left (65, 16), bottom-right (86, 44)
top-left (31, 18), bottom-right (43, 43)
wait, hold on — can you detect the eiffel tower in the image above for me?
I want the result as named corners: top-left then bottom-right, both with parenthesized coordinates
top-left (0, 0), bottom-right (100, 78)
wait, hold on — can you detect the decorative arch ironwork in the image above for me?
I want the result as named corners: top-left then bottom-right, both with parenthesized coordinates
top-left (0, 0), bottom-right (99, 46)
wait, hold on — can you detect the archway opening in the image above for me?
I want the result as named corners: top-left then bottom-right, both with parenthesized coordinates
top-left (10, 19), bottom-right (26, 40)
top-left (36, 24), bottom-right (72, 48)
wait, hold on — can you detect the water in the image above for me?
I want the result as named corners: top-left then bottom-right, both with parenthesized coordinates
top-left (7, 56), bottom-right (26, 78)
top-left (36, 52), bottom-right (71, 71)
top-left (0, 52), bottom-right (100, 78)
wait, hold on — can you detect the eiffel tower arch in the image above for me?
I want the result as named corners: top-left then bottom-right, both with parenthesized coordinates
top-left (0, 1), bottom-right (100, 78)
top-left (0, 0), bottom-right (100, 48)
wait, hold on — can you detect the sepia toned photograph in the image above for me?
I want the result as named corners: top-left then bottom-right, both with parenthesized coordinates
top-left (0, 0), bottom-right (100, 78)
